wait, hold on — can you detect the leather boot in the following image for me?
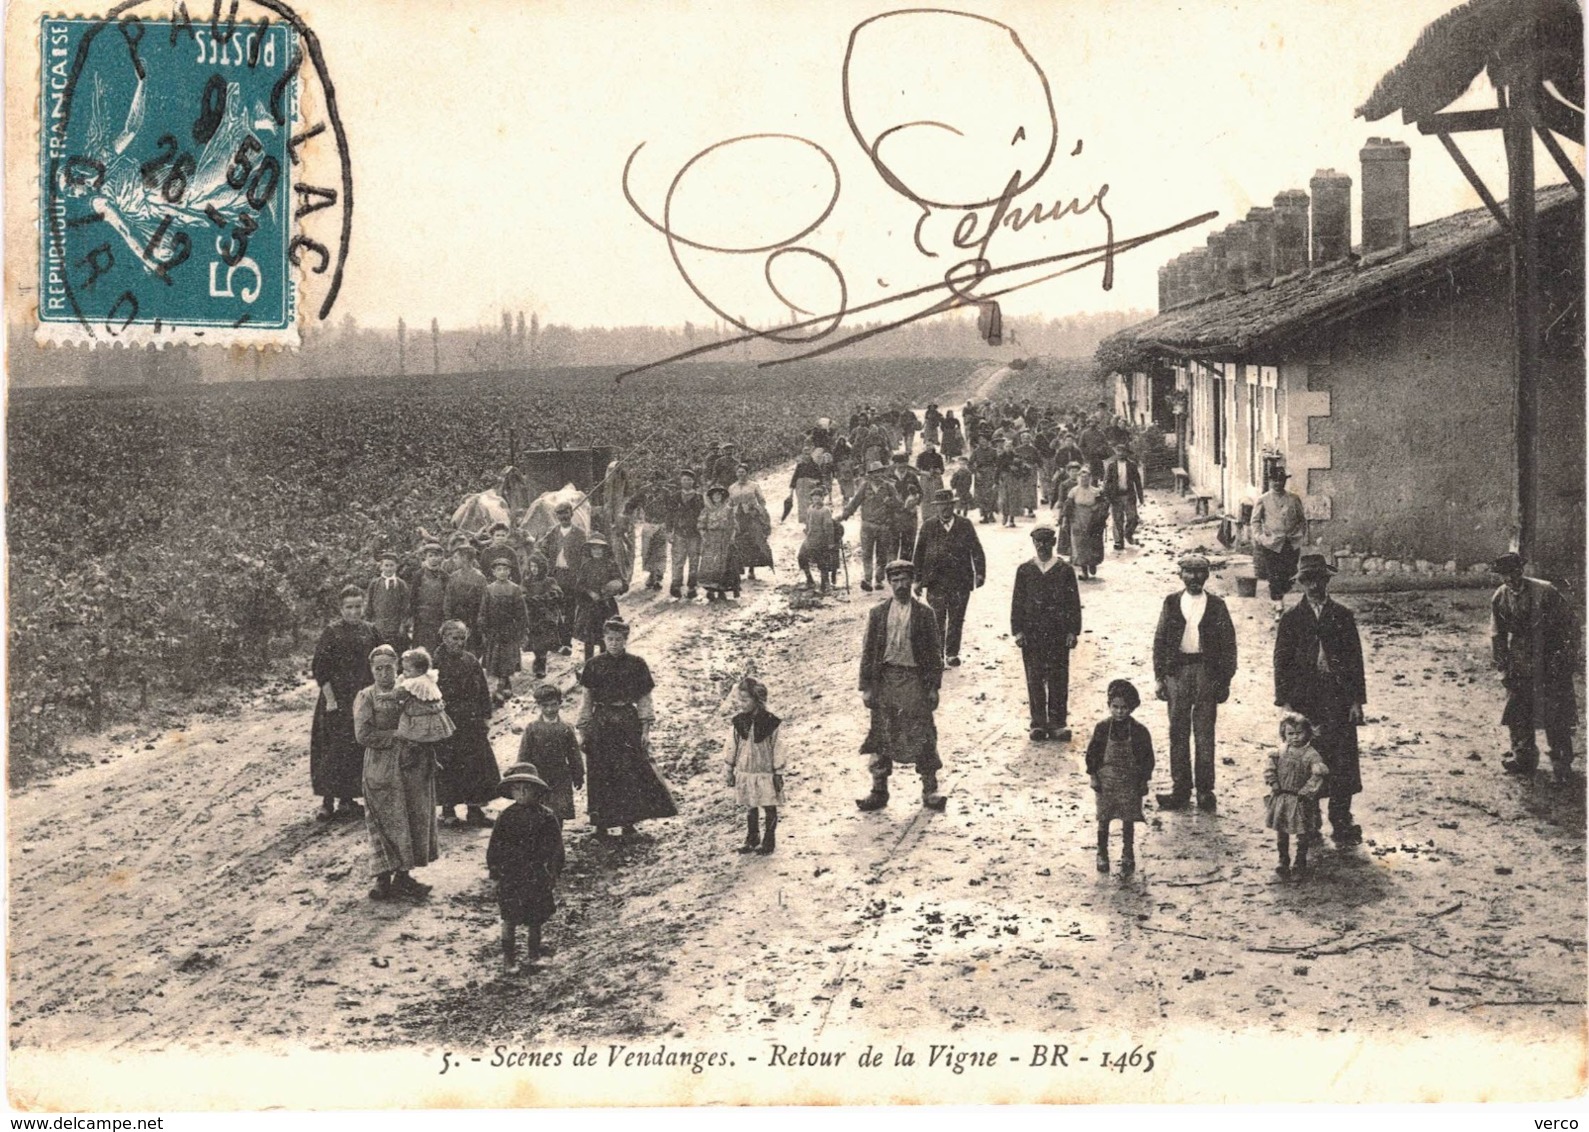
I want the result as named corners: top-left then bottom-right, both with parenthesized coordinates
top-left (737, 808), bottom-right (760, 853)
top-left (921, 772), bottom-right (947, 812)
top-left (856, 774), bottom-right (890, 811)
top-left (755, 807), bottom-right (778, 854)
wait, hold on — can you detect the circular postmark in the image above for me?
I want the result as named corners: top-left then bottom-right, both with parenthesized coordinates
top-left (40, 0), bottom-right (352, 343)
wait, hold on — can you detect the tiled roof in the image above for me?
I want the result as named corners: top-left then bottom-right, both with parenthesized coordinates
top-left (1098, 183), bottom-right (1581, 372)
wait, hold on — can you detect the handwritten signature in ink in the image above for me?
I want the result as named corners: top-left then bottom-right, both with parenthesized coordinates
top-left (619, 8), bottom-right (1215, 381)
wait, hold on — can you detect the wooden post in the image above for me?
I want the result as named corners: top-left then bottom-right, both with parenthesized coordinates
top-left (1504, 49), bottom-right (1541, 559)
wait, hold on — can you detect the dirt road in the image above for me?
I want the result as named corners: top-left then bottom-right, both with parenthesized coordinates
top-left (9, 397), bottom-right (1585, 1100)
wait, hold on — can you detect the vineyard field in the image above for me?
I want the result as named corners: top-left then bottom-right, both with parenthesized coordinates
top-left (6, 357), bottom-right (977, 784)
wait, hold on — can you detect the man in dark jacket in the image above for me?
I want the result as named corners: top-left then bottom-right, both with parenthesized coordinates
top-left (1274, 553), bottom-right (1367, 846)
top-left (1152, 554), bottom-right (1238, 811)
top-left (1489, 552), bottom-right (1577, 784)
top-left (1101, 442), bottom-right (1145, 550)
top-left (857, 560), bottom-right (947, 812)
top-left (1010, 526), bottom-right (1082, 740)
top-left (911, 489), bottom-right (987, 667)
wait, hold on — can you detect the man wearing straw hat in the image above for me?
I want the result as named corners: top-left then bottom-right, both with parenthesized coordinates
top-left (1489, 551), bottom-right (1578, 785)
top-left (857, 560), bottom-right (948, 812)
top-left (1274, 553), bottom-right (1367, 847)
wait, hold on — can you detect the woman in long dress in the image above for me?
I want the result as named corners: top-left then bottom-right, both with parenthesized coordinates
top-left (1061, 467), bottom-right (1107, 579)
top-left (570, 535), bottom-right (628, 660)
top-left (697, 484), bottom-right (740, 600)
top-left (727, 463), bottom-right (775, 581)
top-left (310, 585), bottom-right (382, 821)
top-left (355, 645), bottom-right (440, 901)
top-left (434, 620), bottom-right (502, 828)
top-left (940, 412), bottom-right (964, 458)
top-left (576, 618), bottom-right (678, 839)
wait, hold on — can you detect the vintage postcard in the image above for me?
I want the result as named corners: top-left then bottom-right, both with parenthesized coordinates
top-left (4, 0), bottom-right (1585, 1114)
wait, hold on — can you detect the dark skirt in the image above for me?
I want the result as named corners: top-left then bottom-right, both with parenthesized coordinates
top-left (436, 719), bottom-right (502, 808)
top-left (585, 704), bottom-right (678, 828)
top-left (310, 695), bottom-right (365, 800)
top-left (481, 635), bottom-right (522, 681)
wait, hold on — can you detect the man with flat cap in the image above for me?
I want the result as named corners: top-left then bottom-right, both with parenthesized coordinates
top-left (1153, 554), bottom-right (1238, 811)
top-left (1274, 553), bottom-right (1367, 846)
top-left (841, 460), bottom-right (901, 592)
top-left (1011, 525), bottom-right (1082, 740)
top-left (912, 488), bottom-right (986, 667)
top-left (1250, 467), bottom-right (1307, 620)
top-left (857, 559), bottom-right (948, 812)
top-left (1489, 551), bottom-right (1578, 784)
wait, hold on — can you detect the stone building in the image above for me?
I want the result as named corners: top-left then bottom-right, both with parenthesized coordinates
top-left (1099, 140), bottom-right (1583, 585)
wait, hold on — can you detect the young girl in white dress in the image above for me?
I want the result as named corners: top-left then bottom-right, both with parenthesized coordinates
top-left (725, 677), bottom-right (785, 855)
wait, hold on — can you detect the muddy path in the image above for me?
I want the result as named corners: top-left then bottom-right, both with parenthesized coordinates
top-left (8, 387), bottom-right (1584, 1061)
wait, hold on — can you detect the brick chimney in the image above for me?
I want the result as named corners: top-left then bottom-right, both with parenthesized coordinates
top-left (1360, 137), bottom-right (1411, 253)
top-left (1223, 222), bottom-right (1251, 292)
top-left (1204, 230), bottom-right (1230, 296)
top-left (1309, 169), bottom-right (1352, 267)
top-left (1169, 254), bottom-right (1188, 306)
top-left (1245, 207), bottom-right (1275, 287)
top-left (1184, 248), bottom-right (1208, 302)
top-left (1272, 189), bottom-right (1310, 276)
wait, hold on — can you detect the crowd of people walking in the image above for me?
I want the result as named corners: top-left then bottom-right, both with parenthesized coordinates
top-left (307, 396), bottom-right (1579, 971)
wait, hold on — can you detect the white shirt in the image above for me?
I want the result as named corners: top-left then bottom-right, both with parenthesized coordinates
top-left (1117, 461), bottom-right (1129, 490)
top-left (1179, 590), bottom-right (1207, 654)
top-left (884, 599), bottom-right (916, 667)
top-left (1034, 555), bottom-right (1058, 574)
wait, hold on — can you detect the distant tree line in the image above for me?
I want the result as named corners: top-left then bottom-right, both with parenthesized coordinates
top-left (6, 308), bottom-right (1148, 387)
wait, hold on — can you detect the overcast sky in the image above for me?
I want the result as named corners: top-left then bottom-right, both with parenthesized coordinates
top-left (8, 0), bottom-right (1581, 335)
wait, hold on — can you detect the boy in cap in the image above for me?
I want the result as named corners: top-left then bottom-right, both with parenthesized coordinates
top-left (488, 763), bottom-right (566, 974)
top-left (517, 684), bottom-right (584, 822)
top-left (1274, 554), bottom-right (1367, 846)
top-left (666, 469), bottom-right (705, 600)
top-left (1489, 552), bottom-right (1578, 784)
top-left (409, 542), bottom-right (450, 654)
top-left (479, 522), bottom-right (523, 586)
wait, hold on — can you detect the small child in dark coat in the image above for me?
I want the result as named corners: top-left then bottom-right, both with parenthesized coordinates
top-left (487, 762), bottom-right (566, 975)
top-left (516, 683), bottom-right (585, 823)
top-left (1084, 678), bottom-right (1155, 876)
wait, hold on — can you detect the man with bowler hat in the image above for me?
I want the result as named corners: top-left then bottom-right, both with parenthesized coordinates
top-left (857, 560), bottom-right (947, 812)
top-left (1489, 551), bottom-right (1578, 784)
top-left (1153, 554), bottom-right (1238, 811)
top-left (1011, 525), bottom-right (1082, 740)
top-left (911, 488), bottom-right (986, 667)
top-left (1274, 553), bottom-right (1367, 846)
